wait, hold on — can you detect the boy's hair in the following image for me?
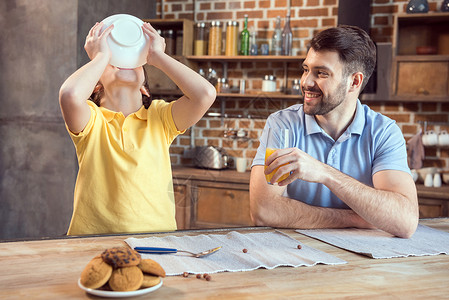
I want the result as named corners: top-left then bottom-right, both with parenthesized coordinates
top-left (89, 67), bottom-right (152, 109)
top-left (310, 25), bottom-right (376, 91)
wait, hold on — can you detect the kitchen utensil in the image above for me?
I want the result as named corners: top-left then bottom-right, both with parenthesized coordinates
top-left (424, 173), bottom-right (433, 187)
top-left (422, 130), bottom-right (438, 146)
top-left (100, 14), bottom-right (150, 69)
top-left (438, 130), bottom-right (449, 146)
top-left (134, 246), bottom-right (222, 258)
top-left (236, 157), bottom-right (247, 173)
top-left (193, 146), bottom-right (228, 169)
top-left (433, 173), bottom-right (442, 188)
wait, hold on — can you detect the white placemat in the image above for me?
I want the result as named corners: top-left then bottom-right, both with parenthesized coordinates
top-left (296, 225), bottom-right (449, 259)
top-left (125, 231), bottom-right (346, 276)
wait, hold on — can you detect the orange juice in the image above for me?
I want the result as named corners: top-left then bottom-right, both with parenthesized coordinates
top-left (264, 148), bottom-right (289, 183)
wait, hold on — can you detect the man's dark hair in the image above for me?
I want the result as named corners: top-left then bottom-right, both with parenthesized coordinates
top-left (310, 25), bottom-right (376, 91)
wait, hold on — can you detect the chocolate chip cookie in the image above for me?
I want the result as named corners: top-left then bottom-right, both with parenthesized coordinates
top-left (101, 247), bottom-right (141, 268)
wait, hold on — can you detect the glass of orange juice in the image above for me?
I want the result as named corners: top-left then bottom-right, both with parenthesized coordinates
top-left (264, 128), bottom-right (290, 184)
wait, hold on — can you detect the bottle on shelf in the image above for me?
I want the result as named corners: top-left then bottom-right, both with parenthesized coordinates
top-left (271, 16), bottom-right (282, 56)
top-left (250, 30), bottom-right (258, 55)
top-left (240, 14), bottom-right (250, 55)
top-left (194, 22), bottom-right (207, 56)
top-left (225, 21), bottom-right (239, 56)
top-left (164, 29), bottom-right (176, 55)
top-left (281, 14), bottom-right (293, 56)
top-left (208, 21), bottom-right (222, 56)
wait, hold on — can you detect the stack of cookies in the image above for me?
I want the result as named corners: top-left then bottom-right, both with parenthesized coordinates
top-left (80, 247), bottom-right (166, 292)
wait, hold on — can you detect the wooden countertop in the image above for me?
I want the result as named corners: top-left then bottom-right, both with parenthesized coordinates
top-left (172, 166), bottom-right (250, 184)
top-left (172, 167), bottom-right (449, 199)
top-left (1, 218), bottom-right (449, 299)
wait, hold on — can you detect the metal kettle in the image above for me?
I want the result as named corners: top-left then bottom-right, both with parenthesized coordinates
top-left (193, 146), bottom-right (229, 170)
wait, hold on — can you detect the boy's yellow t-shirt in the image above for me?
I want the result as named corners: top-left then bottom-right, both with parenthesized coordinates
top-left (66, 100), bottom-right (183, 235)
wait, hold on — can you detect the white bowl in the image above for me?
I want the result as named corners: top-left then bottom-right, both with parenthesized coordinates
top-left (100, 14), bottom-right (149, 69)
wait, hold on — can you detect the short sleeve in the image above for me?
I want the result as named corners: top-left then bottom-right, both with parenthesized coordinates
top-left (66, 100), bottom-right (97, 143)
top-left (372, 121), bottom-right (411, 175)
top-left (150, 100), bottom-right (186, 144)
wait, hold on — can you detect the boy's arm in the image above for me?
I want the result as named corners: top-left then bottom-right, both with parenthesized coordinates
top-left (142, 23), bottom-right (216, 132)
top-left (59, 23), bottom-right (113, 134)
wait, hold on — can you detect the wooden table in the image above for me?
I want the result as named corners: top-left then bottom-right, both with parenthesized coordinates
top-left (1, 218), bottom-right (449, 299)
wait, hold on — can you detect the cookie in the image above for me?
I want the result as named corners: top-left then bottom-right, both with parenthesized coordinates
top-left (137, 259), bottom-right (166, 277)
top-left (101, 247), bottom-right (141, 268)
top-left (141, 274), bottom-right (161, 288)
top-left (80, 256), bottom-right (113, 289)
top-left (108, 266), bottom-right (144, 292)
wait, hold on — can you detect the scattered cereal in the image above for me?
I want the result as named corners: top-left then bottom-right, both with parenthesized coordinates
top-left (182, 272), bottom-right (189, 277)
top-left (242, 248), bottom-right (248, 253)
top-left (297, 245), bottom-right (302, 249)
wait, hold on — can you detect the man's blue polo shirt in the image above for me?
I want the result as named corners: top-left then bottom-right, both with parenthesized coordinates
top-left (252, 100), bottom-right (411, 209)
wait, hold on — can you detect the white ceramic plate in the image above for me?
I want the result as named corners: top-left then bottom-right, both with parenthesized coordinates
top-left (100, 14), bottom-right (150, 69)
top-left (78, 278), bottom-right (163, 298)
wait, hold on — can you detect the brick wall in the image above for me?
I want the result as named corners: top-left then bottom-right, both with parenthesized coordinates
top-left (154, 0), bottom-right (449, 170)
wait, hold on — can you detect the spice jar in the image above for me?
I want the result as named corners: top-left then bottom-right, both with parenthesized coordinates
top-left (208, 21), bottom-right (222, 56)
top-left (215, 78), bottom-right (230, 93)
top-left (194, 22), bottom-right (207, 56)
top-left (262, 75), bottom-right (277, 92)
top-left (225, 21), bottom-right (239, 56)
top-left (164, 29), bottom-right (175, 55)
top-left (291, 79), bottom-right (301, 95)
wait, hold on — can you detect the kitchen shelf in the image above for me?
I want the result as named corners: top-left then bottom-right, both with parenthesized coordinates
top-left (186, 55), bottom-right (306, 62)
top-left (393, 12), bottom-right (449, 56)
top-left (218, 92), bottom-right (301, 100)
top-left (143, 18), bottom-right (194, 56)
top-left (151, 89), bottom-right (302, 100)
top-left (391, 13), bottom-right (449, 102)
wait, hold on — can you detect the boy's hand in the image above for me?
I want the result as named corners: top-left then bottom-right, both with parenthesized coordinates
top-left (142, 22), bottom-right (166, 66)
top-left (84, 22), bottom-right (113, 61)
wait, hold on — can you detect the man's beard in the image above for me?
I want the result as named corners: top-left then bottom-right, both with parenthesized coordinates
top-left (303, 80), bottom-right (348, 116)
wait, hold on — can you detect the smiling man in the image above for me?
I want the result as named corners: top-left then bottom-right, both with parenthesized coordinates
top-left (250, 25), bottom-right (419, 238)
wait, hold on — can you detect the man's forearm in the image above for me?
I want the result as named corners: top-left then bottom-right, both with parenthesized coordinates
top-left (323, 166), bottom-right (418, 238)
top-left (250, 166), bottom-right (373, 230)
top-left (253, 193), bottom-right (373, 229)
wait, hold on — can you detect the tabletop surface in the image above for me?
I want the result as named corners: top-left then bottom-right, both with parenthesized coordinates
top-left (1, 218), bottom-right (448, 299)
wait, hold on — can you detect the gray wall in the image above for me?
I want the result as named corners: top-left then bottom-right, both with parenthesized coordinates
top-left (0, 0), bottom-right (156, 240)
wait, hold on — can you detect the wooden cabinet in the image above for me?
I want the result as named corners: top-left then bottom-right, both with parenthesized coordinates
top-left (173, 182), bottom-right (191, 230)
top-left (193, 181), bottom-right (252, 229)
top-left (391, 13), bottom-right (449, 102)
top-left (142, 19), bottom-right (195, 92)
top-left (172, 168), bottom-right (253, 230)
top-left (417, 184), bottom-right (449, 218)
top-left (418, 197), bottom-right (449, 218)
top-left (143, 19), bottom-right (194, 56)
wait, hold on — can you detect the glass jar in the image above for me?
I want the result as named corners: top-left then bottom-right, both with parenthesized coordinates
top-left (215, 78), bottom-right (230, 93)
top-left (291, 79), bottom-right (301, 95)
top-left (194, 22), bottom-right (207, 56)
top-left (225, 21), bottom-right (239, 56)
top-left (208, 21), bottom-right (222, 56)
top-left (262, 75), bottom-right (277, 92)
top-left (164, 29), bottom-right (175, 55)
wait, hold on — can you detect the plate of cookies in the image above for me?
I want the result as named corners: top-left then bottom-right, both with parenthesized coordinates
top-left (78, 247), bottom-right (165, 298)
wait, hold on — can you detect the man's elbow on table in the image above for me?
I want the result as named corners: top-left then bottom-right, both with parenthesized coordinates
top-left (249, 166), bottom-right (283, 227)
top-left (397, 214), bottom-right (419, 239)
